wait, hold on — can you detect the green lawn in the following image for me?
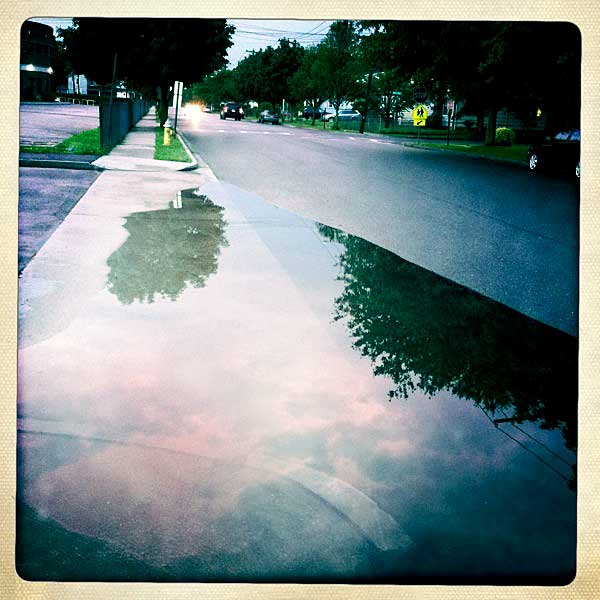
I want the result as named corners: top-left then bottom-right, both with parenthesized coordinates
top-left (408, 142), bottom-right (529, 163)
top-left (381, 127), bottom-right (474, 139)
top-left (154, 127), bottom-right (191, 162)
top-left (20, 127), bottom-right (106, 155)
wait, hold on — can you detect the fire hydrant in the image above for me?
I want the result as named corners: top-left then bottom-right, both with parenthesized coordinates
top-left (163, 118), bottom-right (173, 146)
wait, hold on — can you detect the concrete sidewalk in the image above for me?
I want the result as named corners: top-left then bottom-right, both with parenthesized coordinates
top-left (92, 107), bottom-right (197, 172)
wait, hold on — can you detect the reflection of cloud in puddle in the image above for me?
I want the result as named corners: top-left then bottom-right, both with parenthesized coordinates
top-left (25, 441), bottom-right (402, 572)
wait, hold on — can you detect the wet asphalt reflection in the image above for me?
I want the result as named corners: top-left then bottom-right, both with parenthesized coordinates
top-left (17, 185), bottom-right (576, 583)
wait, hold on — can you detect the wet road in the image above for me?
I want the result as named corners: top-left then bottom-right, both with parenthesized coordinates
top-left (180, 111), bottom-right (578, 335)
top-left (20, 102), bottom-right (99, 145)
top-left (18, 173), bottom-right (576, 582)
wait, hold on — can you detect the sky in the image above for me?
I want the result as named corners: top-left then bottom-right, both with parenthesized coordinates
top-left (29, 18), bottom-right (333, 68)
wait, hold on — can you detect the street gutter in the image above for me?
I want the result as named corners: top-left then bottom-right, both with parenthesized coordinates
top-left (19, 152), bottom-right (103, 171)
top-left (19, 158), bottom-right (104, 170)
top-left (401, 142), bottom-right (528, 169)
top-left (174, 132), bottom-right (198, 171)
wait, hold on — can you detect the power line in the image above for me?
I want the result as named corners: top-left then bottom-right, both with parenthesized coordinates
top-left (235, 29), bottom-right (327, 39)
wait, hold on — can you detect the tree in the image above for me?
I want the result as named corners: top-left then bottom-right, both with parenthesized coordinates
top-left (269, 39), bottom-right (305, 112)
top-left (185, 69), bottom-right (238, 108)
top-left (60, 19), bottom-right (234, 126)
top-left (289, 46), bottom-right (327, 124)
top-left (357, 21), bottom-right (581, 143)
top-left (372, 70), bottom-right (412, 127)
top-left (234, 39), bottom-right (304, 111)
top-left (318, 21), bottom-right (361, 126)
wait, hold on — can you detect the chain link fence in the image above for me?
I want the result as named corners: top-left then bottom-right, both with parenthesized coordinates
top-left (99, 99), bottom-right (152, 149)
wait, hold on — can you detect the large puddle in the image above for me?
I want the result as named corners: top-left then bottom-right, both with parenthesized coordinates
top-left (17, 185), bottom-right (577, 583)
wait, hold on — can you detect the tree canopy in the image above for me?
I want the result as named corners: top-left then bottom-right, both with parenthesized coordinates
top-left (59, 18), bottom-right (234, 125)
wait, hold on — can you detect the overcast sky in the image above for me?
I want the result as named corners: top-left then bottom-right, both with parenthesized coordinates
top-left (29, 18), bottom-right (332, 68)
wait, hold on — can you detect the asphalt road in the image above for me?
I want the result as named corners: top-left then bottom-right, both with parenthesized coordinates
top-left (20, 102), bottom-right (99, 146)
top-left (18, 167), bottom-right (100, 273)
top-left (180, 113), bottom-right (579, 336)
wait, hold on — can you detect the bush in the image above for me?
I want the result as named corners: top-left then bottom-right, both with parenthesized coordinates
top-left (495, 127), bottom-right (516, 146)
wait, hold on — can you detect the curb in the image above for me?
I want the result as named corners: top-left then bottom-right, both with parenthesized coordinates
top-left (401, 142), bottom-right (527, 169)
top-left (175, 131), bottom-right (198, 171)
top-left (19, 158), bottom-right (104, 171)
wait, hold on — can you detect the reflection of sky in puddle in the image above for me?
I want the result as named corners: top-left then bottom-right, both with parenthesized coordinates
top-left (17, 185), bottom-right (576, 582)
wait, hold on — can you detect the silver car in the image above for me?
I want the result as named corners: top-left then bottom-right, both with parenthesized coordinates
top-left (323, 109), bottom-right (361, 122)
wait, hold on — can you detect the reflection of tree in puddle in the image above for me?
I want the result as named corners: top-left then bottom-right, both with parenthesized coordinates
top-left (107, 192), bottom-right (228, 304)
top-left (318, 224), bottom-right (577, 472)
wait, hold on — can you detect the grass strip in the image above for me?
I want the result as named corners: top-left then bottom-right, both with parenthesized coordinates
top-left (408, 142), bottom-right (529, 163)
top-left (20, 128), bottom-right (107, 155)
top-left (154, 127), bottom-right (191, 162)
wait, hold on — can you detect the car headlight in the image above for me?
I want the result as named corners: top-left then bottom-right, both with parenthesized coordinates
top-left (239, 107), bottom-right (244, 114)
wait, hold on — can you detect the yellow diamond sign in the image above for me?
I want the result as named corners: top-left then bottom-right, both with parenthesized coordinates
top-left (412, 104), bottom-right (428, 127)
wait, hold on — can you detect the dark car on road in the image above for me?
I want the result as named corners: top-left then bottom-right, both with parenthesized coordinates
top-left (258, 110), bottom-right (280, 125)
top-left (220, 102), bottom-right (244, 121)
top-left (528, 129), bottom-right (580, 178)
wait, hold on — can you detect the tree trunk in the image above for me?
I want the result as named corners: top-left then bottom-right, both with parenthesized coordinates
top-left (485, 105), bottom-right (498, 145)
top-left (157, 83), bottom-right (169, 127)
top-left (476, 110), bottom-right (485, 141)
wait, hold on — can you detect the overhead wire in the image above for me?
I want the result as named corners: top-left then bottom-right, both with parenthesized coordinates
top-left (478, 406), bottom-right (572, 483)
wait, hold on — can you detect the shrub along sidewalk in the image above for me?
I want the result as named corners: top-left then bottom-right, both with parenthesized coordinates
top-left (154, 127), bottom-right (191, 162)
top-left (20, 128), bottom-right (106, 155)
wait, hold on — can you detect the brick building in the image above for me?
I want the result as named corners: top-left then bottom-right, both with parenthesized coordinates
top-left (20, 21), bottom-right (55, 100)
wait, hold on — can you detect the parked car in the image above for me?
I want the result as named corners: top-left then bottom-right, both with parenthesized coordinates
top-left (528, 129), bottom-right (580, 178)
top-left (322, 108), bottom-right (361, 123)
top-left (220, 102), bottom-right (244, 121)
top-left (258, 110), bottom-right (280, 125)
top-left (302, 106), bottom-right (323, 120)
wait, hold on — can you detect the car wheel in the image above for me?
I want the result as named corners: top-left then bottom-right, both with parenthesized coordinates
top-left (528, 153), bottom-right (541, 173)
top-left (575, 162), bottom-right (581, 178)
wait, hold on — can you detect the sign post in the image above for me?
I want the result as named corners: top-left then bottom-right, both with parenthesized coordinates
top-left (173, 80), bottom-right (183, 133)
top-left (412, 104), bottom-right (428, 144)
top-left (446, 99), bottom-right (455, 147)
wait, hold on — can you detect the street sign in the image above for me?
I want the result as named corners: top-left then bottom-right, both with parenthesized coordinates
top-left (414, 87), bottom-right (427, 101)
top-left (413, 104), bottom-right (428, 125)
top-left (412, 105), bottom-right (429, 120)
top-left (447, 99), bottom-right (455, 112)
